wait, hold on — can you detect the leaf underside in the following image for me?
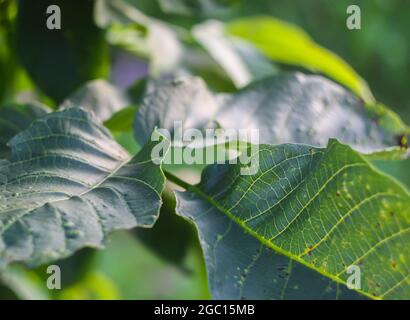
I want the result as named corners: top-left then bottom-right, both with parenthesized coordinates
top-left (0, 103), bottom-right (49, 159)
top-left (176, 140), bottom-right (410, 299)
top-left (60, 79), bottom-right (131, 122)
top-left (0, 108), bottom-right (167, 268)
top-left (193, 20), bottom-right (277, 88)
top-left (134, 73), bottom-right (407, 155)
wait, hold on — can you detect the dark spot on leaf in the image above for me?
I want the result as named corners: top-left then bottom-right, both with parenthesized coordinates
top-left (391, 261), bottom-right (397, 269)
top-left (395, 134), bottom-right (408, 149)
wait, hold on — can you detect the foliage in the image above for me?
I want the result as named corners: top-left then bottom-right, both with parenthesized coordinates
top-left (174, 140), bottom-right (409, 299)
top-left (0, 0), bottom-right (409, 300)
top-left (16, 0), bottom-right (109, 103)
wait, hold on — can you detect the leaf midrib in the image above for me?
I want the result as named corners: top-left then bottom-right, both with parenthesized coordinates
top-left (186, 183), bottom-right (377, 299)
top-left (170, 170), bottom-right (378, 300)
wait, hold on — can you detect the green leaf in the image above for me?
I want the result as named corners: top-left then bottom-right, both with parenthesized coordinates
top-left (227, 16), bottom-right (374, 103)
top-left (372, 158), bottom-right (410, 189)
top-left (0, 265), bottom-right (50, 300)
top-left (134, 73), bottom-right (407, 154)
top-left (60, 79), bottom-right (131, 122)
top-left (158, 0), bottom-right (238, 18)
top-left (104, 106), bottom-right (138, 132)
top-left (180, 47), bottom-right (237, 92)
top-left (174, 140), bottom-right (410, 299)
top-left (36, 247), bottom-right (97, 290)
top-left (0, 103), bottom-right (50, 159)
top-left (192, 20), bottom-right (277, 88)
top-left (0, 108), bottom-right (168, 268)
top-left (95, 0), bottom-right (182, 75)
top-left (57, 271), bottom-right (120, 300)
top-left (103, 77), bottom-right (148, 133)
top-left (0, 0), bottom-right (17, 103)
top-left (134, 189), bottom-right (195, 268)
top-left (16, 0), bottom-right (109, 103)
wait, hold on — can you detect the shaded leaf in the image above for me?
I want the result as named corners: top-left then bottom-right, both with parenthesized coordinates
top-left (135, 189), bottom-right (195, 268)
top-left (0, 103), bottom-right (50, 159)
top-left (60, 79), bottom-right (131, 122)
top-left (35, 247), bottom-right (97, 290)
top-left (134, 73), bottom-right (408, 154)
top-left (227, 16), bottom-right (374, 103)
top-left (193, 20), bottom-right (277, 88)
top-left (0, 0), bottom-right (17, 103)
top-left (17, 0), bottom-right (109, 102)
top-left (175, 140), bottom-right (410, 299)
top-left (0, 108), bottom-right (168, 268)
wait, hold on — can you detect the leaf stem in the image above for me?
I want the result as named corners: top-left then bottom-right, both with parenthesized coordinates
top-left (163, 169), bottom-right (379, 300)
top-left (163, 170), bottom-right (194, 190)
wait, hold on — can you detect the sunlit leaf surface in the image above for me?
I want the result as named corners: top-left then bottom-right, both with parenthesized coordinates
top-left (227, 16), bottom-right (374, 103)
top-left (176, 140), bottom-right (410, 299)
top-left (0, 108), bottom-right (167, 268)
